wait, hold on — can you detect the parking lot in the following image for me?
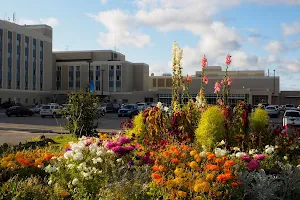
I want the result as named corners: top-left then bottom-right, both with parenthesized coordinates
top-left (0, 111), bottom-right (125, 130)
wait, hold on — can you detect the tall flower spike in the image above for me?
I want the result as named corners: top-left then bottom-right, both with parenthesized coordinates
top-left (202, 55), bottom-right (207, 68)
top-left (202, 75), bottom-right (208, 84)
top-left (226, 55), bottom-right (232, 65)
top-left (214, 81), bottom-right (221, 94)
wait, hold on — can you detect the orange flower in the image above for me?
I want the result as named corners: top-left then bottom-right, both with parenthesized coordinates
top-left (181, 153), bottom-right (186, 158)
top-left (152, 173), bottom-right (162, 179)
top-left (215, 158), bottom-right (223, 164)
top-left (205, 164), bottom-right (219, 171)
top-left (224, 160), bottom-right (235, 167)
top-left (216, 174), bottom-right (226, 182)
top-left (207, 154), bottom-right (216, 160)
top-left (60, 191), bottom-right (69, 198)
top-left (181, 144), bottom-right (190, 151)
top-left (152, 165), bottom-right (160, 171)
top-left (155, 178), bottom-right (163, 184)
top-left (224, 172), bottom-right (233, 180)
top-left (171, 158), bottom-right (180, 164)
top-left (231, 182), bottom-right (239, 187)
top-left (159, 165), bottom-right (166, 172)
top-left (164, 151), bottom-right (170, 157)
top-left (44, 153), bottom-right (53, 161)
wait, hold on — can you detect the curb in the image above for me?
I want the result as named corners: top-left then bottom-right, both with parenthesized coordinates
top-left (0, 127), bottom-right (121, 134)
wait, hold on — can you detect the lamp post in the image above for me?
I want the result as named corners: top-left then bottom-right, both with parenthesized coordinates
top-left (273, 69), bottom-right (276, 104)
top-left (101, 67), bottom-right (105, 96)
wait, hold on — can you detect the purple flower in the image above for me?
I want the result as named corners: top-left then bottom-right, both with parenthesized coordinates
top-left (128, 160), bottom-right (134, 167)
top-left (242, 155), bottom-right (251, 162)
top-left (124, 146), bottom-right (135, 151)
top-left (118, 137), bottom-right (131, 145)
top-left (111, 146), bottom-right (127, 156)
top-left (106, 142), bottom-right (119, 149)
top-left (247, 159), bottom-right (260, 172)
top-left (66, 148), bottom-right (72, 152)
top-left (255, 154), bottom-right (265, 160)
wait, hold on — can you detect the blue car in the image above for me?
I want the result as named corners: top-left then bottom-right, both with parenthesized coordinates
top-left (118, 104), bottom-right (139, 118)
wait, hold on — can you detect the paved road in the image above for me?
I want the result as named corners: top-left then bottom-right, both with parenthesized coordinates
top-left (0, 112), bottom-right (126, 130)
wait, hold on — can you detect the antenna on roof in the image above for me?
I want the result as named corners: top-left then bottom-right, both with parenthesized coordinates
top-left (65, 45), bottom-right (70, 50)
top-left (13, 12), bottom-right (16, 23)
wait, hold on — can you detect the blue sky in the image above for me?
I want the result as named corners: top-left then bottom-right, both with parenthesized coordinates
top-left (1, 0), bottom-right (300, 90)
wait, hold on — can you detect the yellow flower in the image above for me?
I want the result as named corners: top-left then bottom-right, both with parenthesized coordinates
top-left (206, 173), bottom-right (214, 181)
top-left (194, 181), bottom-right (210, 193)
top-left (6, 161), bottom-right (15, 168)
top-left (194, 154), bottom-right (201, 162)
top-left (174, 168), bottom-right (184, 177)
top-left (190, 150), bottom-right (198, 156)
top-left (189, 161), bottom-right (198, 169)
top-left (174, 177), bottom-right (184, 186)
top-left (177, 190), bottom-right (187, 198)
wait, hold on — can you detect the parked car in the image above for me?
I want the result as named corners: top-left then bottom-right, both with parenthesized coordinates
top-left (265, 105), bottom-right (280, 117)
top-left (137, 103), bottom-right (147, 111)
top-left (285, 104), bottom-right (295, 111)
top-left (100, 103), bottom-right (107, 113)
top-left (0, 101), bottom-right (22, 109)
top-left (5, 106), bottom-right (33, 117)
top-left (105, 103), bottom-right (116, 113)
top-left (118, 104), bottom-right (139, 118)
top-left (40, 104), bottom-right (61, 118)
top-left (30, 104), bottom-right (44, 114)
top-left (283, 110), bottom-right (300, 126)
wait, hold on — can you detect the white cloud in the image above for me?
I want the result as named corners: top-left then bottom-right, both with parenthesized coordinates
top-left (100, 0), bottom-right (107, 4)
top-left (264, 41), bottom-right (287, 54)
top-left (87, 10), bottom-right (150, 48)
top-left (287, 60), bottom-right (300, 72)
top-left (281, 21), bottom-right (300, 36)
top-left (18, 17), bottom-right (59, 27)
top-left (247, 0), bottom-right (300, 5)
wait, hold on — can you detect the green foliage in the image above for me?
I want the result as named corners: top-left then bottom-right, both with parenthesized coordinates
top-left (0, 176), bottom-right (60, 200)
top-left (126, 112), bottom-right (146, 139)
top-left (195, 106), bottom-right (225, 149)
top-left (63, 89), bottom-right (99, 137)
top-left (249, 107), bottom-right (269, 132)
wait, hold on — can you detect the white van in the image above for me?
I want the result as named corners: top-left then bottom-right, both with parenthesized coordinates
top-left (40, 104), bottom-right (61, 118)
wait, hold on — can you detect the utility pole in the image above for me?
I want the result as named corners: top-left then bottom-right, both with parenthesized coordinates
top-left (101, 67), bottom-right (105, 96)
top-left (273, 69), bottom-right (276, 104)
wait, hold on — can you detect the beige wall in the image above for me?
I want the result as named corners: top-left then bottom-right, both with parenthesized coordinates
top-left (279, 91), bottom-right (300, 106)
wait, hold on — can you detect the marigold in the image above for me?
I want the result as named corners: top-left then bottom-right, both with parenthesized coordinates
top-left (190, 150), bottom-right (198, 156)
top-left (215, 158), bottom-right (223, 164)
top-left (194, 154), bottom-right (201, 162)
top-left (174, 177), bottom-right (184, 186)
top-left (189, 161), bottom-right (198, 169)
top-left (152, 173), bottom-right (162, 179)
top-left (164, 151), bottom-right (170, 157)
top-left (44, 153), bottom-right (53, 161)
top-left (174, 168), bottom-right (184, 177)
top-left (206, 173), bottom-right (214, 181)
top-left (60, 191), bottom-right (69, 198)
top-left (181, 153), bottom-right (186, 158)
top-left (152, 165), bottom-right (160, 171)
top-left (205, 164), bottom-right (219, 171)
top-left (171, 158), bottom-right (180, 164)
top-left (159, 165), bottom-right (166, 172)
top-left (224, 160), bottom-right (235, 167)
top-left (177, 190), bottom-right (187, 198)
top-left (207, 154), bottom-right (216, 160)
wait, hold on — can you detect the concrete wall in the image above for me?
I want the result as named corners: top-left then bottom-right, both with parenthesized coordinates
top-left (279, 91), bottom-right (300, 106)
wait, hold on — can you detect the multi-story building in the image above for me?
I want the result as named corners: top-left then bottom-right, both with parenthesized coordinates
top-left (149, 66), bottom-right (280, 105)
top-left (52, 50), bottom-right (154, 104)
top-left (0, 20), bottom-right (53, 105)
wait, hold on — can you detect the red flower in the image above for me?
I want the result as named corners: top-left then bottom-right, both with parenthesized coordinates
top-left (202, 55), bottom-right (207, 68)
top-left (185, 75), bottom-right (192, 83)
top-left (227, 76), bottom-right (232, 86)
top-left (214, 81), bottom-right (221, 94)
top-left (226, 55), bottom-right (232, 65)
top-left (202, 76), bottom-right (208, 84)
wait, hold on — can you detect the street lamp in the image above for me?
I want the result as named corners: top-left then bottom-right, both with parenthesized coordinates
top-left (273, 69), bottom-right (276, 104)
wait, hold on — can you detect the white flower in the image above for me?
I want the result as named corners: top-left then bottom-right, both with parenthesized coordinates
top-left (297, 165), bottom-right (300, 168)
top-left (233, 147), bottom-right (240, 151)
top-left (214, 148), bottom-right (227, 157)
top-left (265, 146), bottom-right (275, 154)
top-left (275, 145), bottom-right (279, 149)
top-left (72, 178), bottom-right (78, 185)
top-left (284, 156), bottom-right (288, 160)
top-left (81, 172), bottom-right (90, 178)
top-left (249, 149), bottom-right (258, 155)
top-left (107, 150), bottom-right (114, 154)
top-left (64, 151), bottom-right (73, 159)
top-left (220, 140), bottom-right (226, 145)
top-left (200, 151), bottom-right (207, 158)
top-left (116, 158), bottom-right (122, 163)
top-left (67, 164), bottom-right (75, 169)
top-left (73, 152), bottom-right (83, 161)
top-left (44, 165), bottom-right (57, 173)
top-left (236, 152), bottom-right (247, 158)
top-left (96, 149), bottom-right (105, 156)
top-left (77, 162), bottom-right (87, 171)
top-left (48, 180), bottom-right (52, 185)
top-left (157, 102), bottom-right (162, 109)
top-left (89, 143), bottom-right (98, 153)
top-left (164, 107), bottom-right (169, 112)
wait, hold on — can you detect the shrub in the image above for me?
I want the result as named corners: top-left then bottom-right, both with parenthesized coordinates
top-left (63, 90), bottom-right (99, 137)
top-left (126, 112), bottom-right (145, 139)
top-left (195, 106), bottom-right (226, 149)
top-left (249, 107), bottom-right (269, 133)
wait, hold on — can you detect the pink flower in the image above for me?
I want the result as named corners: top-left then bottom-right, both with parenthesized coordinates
top-left (254, 154), bottom-right (265, 160)
top-left (214, 81), bottom-right (221, 94)
top-left (106, 142), bottom-right (119, 149)
top-left (199, 89), bottom-right (203, 96)
top-left (202, 76), bottom-right (208, 84)
top-left (202, 55), bottom-right (207, 68)
top-left (118, 137), bottom-right (131, 145)
top-left (227, 76), bottom-right (232, 86)
top-left (226, 55), bottom-right (232, 65)
top-left (242, 155), bottom-right (251, 162)
top-left (247, 159), bottom-right (260, 171)
top-left (221, 80), bottom-right (225, 85)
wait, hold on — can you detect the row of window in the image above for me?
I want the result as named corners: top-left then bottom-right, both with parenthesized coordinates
top-left (0, 29), bottom-right (44, 91)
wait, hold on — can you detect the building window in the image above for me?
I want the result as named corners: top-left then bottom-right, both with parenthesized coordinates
top-left (158, 79), bottom-right (165, 87)
top-left (116, 76), bottom-right (120, 81)
top-left (57, 66), bottom-right (61, 71)
top-left (17, 53), bottom-right (20, 60)
top-left (110, 65), bottom-right (114, 70)
top-left (25, 42), bottom-right (28, 48)
top-left (96, 66), bottom-right (100, 71)
top-left (25, 98), bottom-right (28, 103)
top-left (69, 66), bottom-right (74, 88)
top-left (40, 83), bottom-right (43, 90)
top-left (17, 39), bottom-right (20, 46)
top-left (117, 65), bottom-right (120, 70)
top-left (76, 66), bottom-right (80, 71)
top-left (16, 81), bottom-right (20, 89)
top-left (25, 55), bottom-right (28, 61)
top-left (153, 79), bottom-right (156, 87)
top-left (25, 81), bottom-right (28, 90)
top-left (166, 79), bottom-right (172, 87)
top-left (7, 80), bottom-right (11, 88)
top-left (8, 37), bottom-right (11, 44)
top-left (8, 52), bottom-right (11, 58)
top-left (33, 82), bottom-right (36, 90)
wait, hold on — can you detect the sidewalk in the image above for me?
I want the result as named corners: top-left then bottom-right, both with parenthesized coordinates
top-left (0, 123), bottom-right (121, 134)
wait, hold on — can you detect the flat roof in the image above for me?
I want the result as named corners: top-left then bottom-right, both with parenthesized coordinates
top-left (53, 50), bottom-right (125, 56)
